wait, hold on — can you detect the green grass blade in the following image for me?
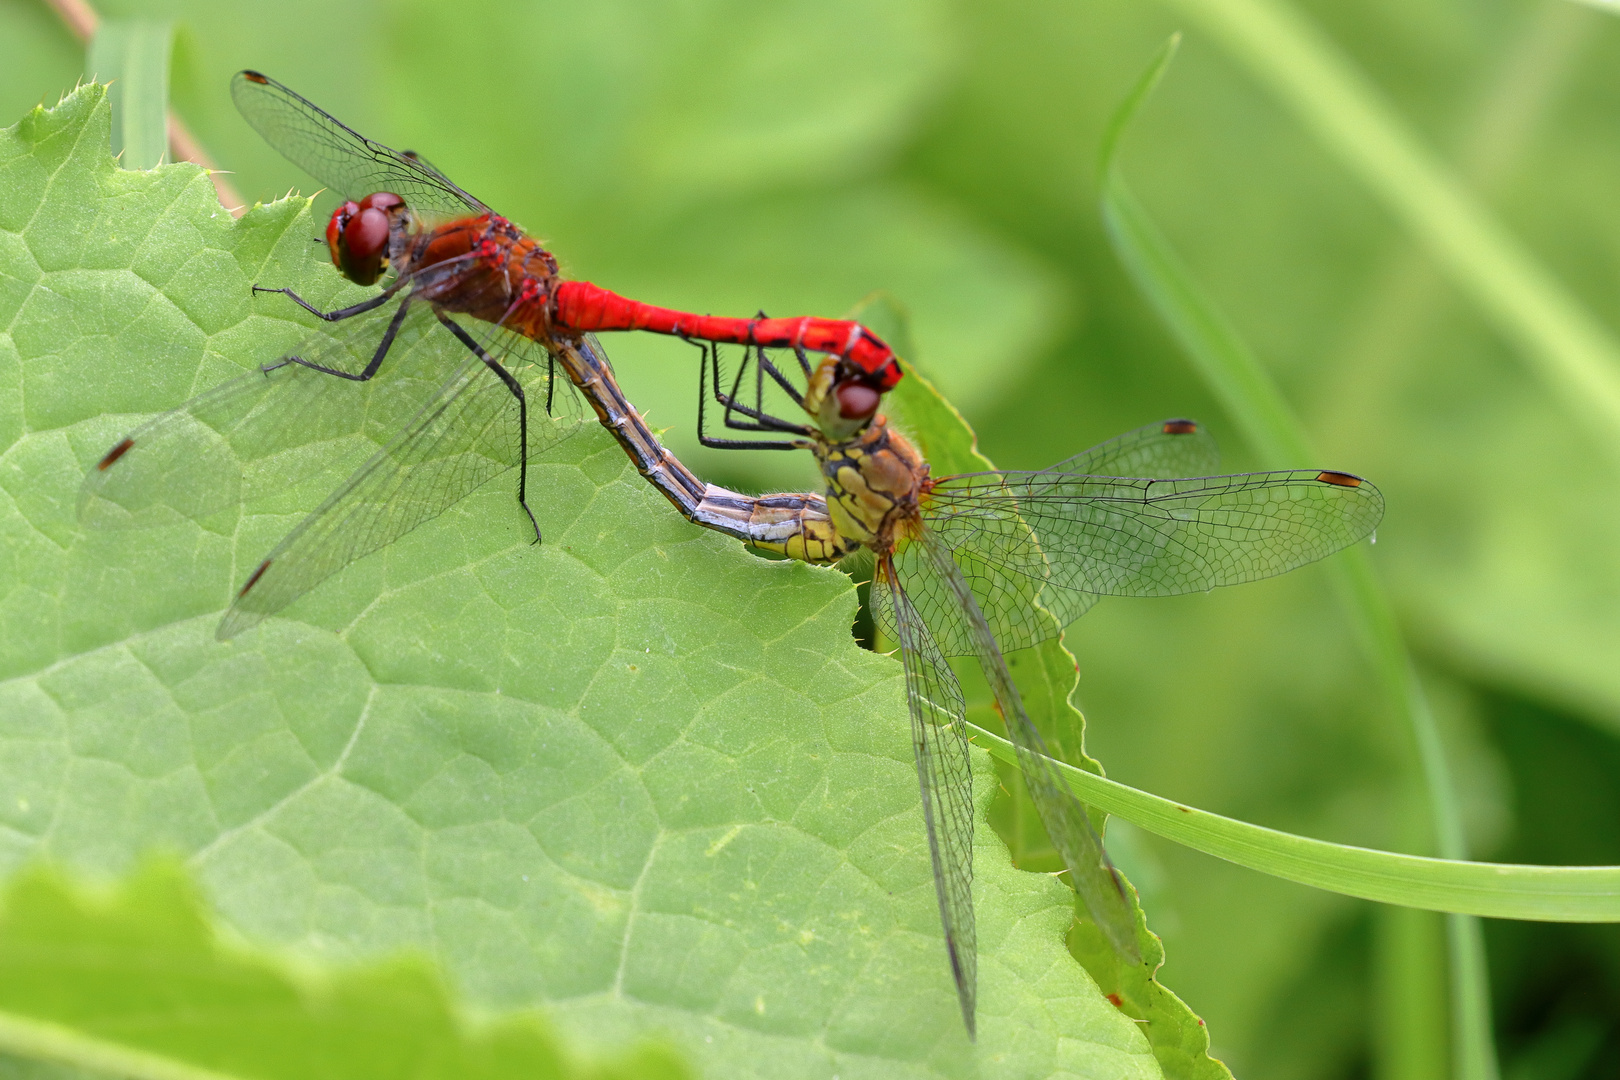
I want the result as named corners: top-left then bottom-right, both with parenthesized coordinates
top-left (1101, 38), bottom-right (1498, 1079)
top-left (967, 721), bottom-right (1620, 922)
top-left (1162, 0), bottom-right (1620, 461)
top-left (86, 19), bottom-right (172, 169)
top-left (1102, 179), bottom-right (1308, 465)
top-left (1377, 904), bottom-right (1450, 1080)
top-left (1449, 913), bottom-right (1499, 1080)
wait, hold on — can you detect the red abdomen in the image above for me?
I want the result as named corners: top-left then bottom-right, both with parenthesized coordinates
top-left (552, 280), bottom-right (901, 389)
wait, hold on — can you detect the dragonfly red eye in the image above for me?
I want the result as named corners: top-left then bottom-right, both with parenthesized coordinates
top-left (326, 193), bottom-right (405, 285)
top-left (835, 381), bottom-right (880, 421)
top-left (344, 207), bottom-right (390, 260)
top-left (325, 200), bottom-right (360, 268)
top-left (326, 200), bottom-right (393, 286)
top-left (358, 192), bottom-right (404, 214)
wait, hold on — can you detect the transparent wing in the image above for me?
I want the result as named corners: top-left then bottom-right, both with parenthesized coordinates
top-left (883, 556), bottom-right (978, 1038)
top-left (219, 321), bottom-right (584, 638)
top-left (871, 418), bottom-right (1217, 653)
top-left (911, 534), bottom-right (1140, 963)
top-left (1047, 417), bottom-right (1219, 478)
top-left (80, 302), bottom-right (453, 529)
top-left (902, 464), bottom-right (1384, 656)
top-left (231, 70), bottom-right (488, 220)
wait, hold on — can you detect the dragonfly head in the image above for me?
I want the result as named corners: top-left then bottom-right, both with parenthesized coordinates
top-left (326, 192), bottom-right (408, 286)
top-left (803, 356), bottom-right (884, 441)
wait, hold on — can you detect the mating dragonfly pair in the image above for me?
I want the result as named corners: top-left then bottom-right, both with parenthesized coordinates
top-left (81, 72), bottom-right (1383, 1038)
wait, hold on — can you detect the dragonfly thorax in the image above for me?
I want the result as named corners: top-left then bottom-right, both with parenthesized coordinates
top-left (327, 194), bottom-right (568, 339)
top-left (816, 418), bottom-right (928, 554)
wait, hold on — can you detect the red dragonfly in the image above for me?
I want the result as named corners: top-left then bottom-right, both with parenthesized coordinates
top-left (233, 70), bottom-right (899, 391)
top-left (82, 71), bottom-right (886, 637)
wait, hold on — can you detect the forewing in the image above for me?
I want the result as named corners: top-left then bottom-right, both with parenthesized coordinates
top-left (219, 320), bottom-right (582, 638)
top-left (878, 420), bottom-right (1219, 656)
top-left (913, 466), bottom-right (1385, 654)
top-left (231, 71), bottom-right (487, 220)
top-left (915, 534), bottom-right (1140, 963)
top-left (883, 557), bottom-right (978, 1038)
top-left (80, 301), bottom-right (449, 529)
top-left (1047, 417), bottom-right (1219, 478)
top-left (1000, 467), bottom-right (1385, 602)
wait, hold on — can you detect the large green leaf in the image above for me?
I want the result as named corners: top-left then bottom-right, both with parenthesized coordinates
top-left (10, 0), bottom-right (1620, 1072)
top-left (0, 861), bottom-right (688, 1080)
top-left (0, 85), bottom-right (1161, 1078)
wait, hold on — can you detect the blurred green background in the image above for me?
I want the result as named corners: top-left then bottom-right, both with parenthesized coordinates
top-left (5, 0), bottom-right (1620, 1075)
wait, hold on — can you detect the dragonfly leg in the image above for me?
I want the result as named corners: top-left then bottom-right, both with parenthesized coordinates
top-left (251, 283), bottom-right (398, 322)
top-left (753, 346), bottom-right (806, 407)
top-left (693, 339), bottom-right (807, 450)
top-left (711, 342), bottom-right (812, 437)
top-left (284, 298), bottom-right (413, 382)
top-left (435, 312), bottom-right (541, 543)
top-left (720, 346), bottom-right (767, 430)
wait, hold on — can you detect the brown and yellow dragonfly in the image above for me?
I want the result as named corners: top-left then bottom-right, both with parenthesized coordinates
top-left (675, 344), bottom-right (1384, 1037)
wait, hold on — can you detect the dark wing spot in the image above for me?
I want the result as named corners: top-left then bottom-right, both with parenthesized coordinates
top-left (1316, 471), bottom-right (1363, 487)
top-left (1162, 419), bottom-right (1198, 435)
top-left (238, 559), bottom-right (273, 598)
top-left (97, 438), bottom-right (135, 470)
top-left (242, 70), bottom-right (269, 84)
